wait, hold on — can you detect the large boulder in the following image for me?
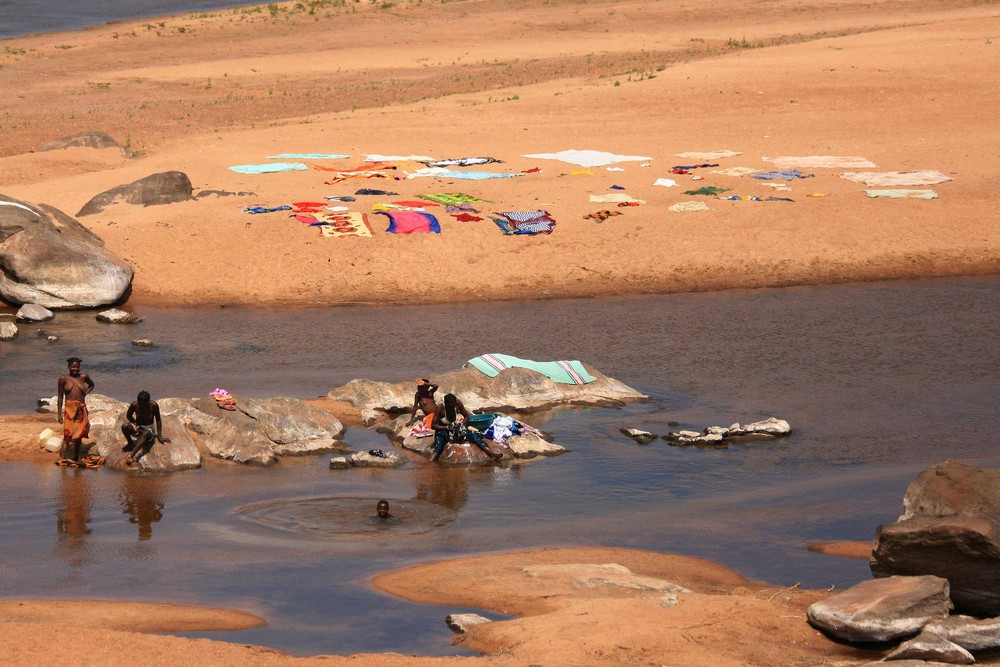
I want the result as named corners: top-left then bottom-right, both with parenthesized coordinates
top-left (871, 461), bottom-right (1000, 616)
top-left (15, 303), bottom-right (53, 322)
top-left (0, 194), bottom-right (133, 308)
top-left (328, 363), bottom-right (645, 415)
top-left (180, 398), bottom-right (278, 466)
top-left (97, 411), bottom-right (202, 472)
top-left (806, 575), bottom-right (952, 643)
top-left (239, 396), bottom-right (346, 455)
top-left (76, 171), bottom-right (193, 216)
top-left (39, 131), bottom-right (124, 153)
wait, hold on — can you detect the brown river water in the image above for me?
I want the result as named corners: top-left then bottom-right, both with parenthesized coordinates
top-left (1, 276), bottom-right (998, 656)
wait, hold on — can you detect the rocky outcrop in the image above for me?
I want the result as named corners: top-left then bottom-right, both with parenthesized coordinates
top-left (96, 308), bottom-right (143, 324)
top-left (0, 321), bottom-right (16, 339)
top-left (871, 460), bottom-right (1000, 616)
top-left (663, 417), bottom-right (791, 448)
top-left (328, 364), bottom-right (646, 418)
top-left (15, 304), bottom-right (53, 322)
top-left (445, 614), bottom-right (492, 634)
top-left (38, 131), bottom-right (124, 153)
top-left (806, 575), bottom-right (952, 643)
top-left (1, 194), bottom-right (134, 308)
top-left (884, 632), bottom-right (974, 664)
top-left (923, 615), bottom-right (1000, 653)
top-left (330, 450), bottom-right (405, 469)
top-left (76, 171), bottom-right (194, 217)
top-left (240, 396), bottom-right (345, 452)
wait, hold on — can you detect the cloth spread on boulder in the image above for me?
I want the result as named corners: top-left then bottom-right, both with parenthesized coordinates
top-left (521, 149), bottom-right (653, 168)
top-left (417, 193), bottom-right (492, 205)
top-left (492, 211), bottom-right (556, 235)
top-left (465, 353), bottom-right (597, 384)
top-left (863, 189), bottom-right (938, 199)
top-left (421, 157), bottom-right (503, 168)
top-left (674, 150), bottom-right (742, 160)
top-left (318, 212), bottom-right (373, 237)
top-left (669, 201), bottom-right (710, 212)
top-left (684, 186), bottom-right (730, 196)
top-left (229, 162), bottom-right (307, 174)
top-left (377, 210), bottom-right (441, 234)
top-left (63, 400), bottom-right (90, 442)
top-left (840, 170), bottom-right (952, 187)
top-left (764, 156), bottom-right (876, 169)
top-left (267, 153), bottom-right (350, 160)
top-left (750, 169), bottom-right (814, 181)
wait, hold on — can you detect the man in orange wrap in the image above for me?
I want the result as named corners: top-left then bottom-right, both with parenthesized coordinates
top-left (57, 357), bottom-right (95, 462)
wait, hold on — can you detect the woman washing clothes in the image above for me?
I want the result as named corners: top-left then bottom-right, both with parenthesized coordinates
top-left (430, 393), bottom-right (501, 463)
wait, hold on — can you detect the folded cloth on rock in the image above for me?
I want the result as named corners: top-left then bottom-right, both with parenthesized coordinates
top-left (407, 414), bottom-right (435, 438)
top-left (229, 162), bottom-right (307, 174)
top-left (764, 155), bottom-right (876, 169)
top-left (421, 157), bottom-right (503, 168)
top-left (840, 170), bottom-right (952, 187)
top-left (750, 169), bottom-right (814, 181)
top-left (319, 212), bottom-right (374, 238)
top-left (465, 353), bottom-right (597, 384)
top-left (409, 167), bottom-right (521, 180)
top-left (863, 189), bottom-right (938, 199)
top-left (417, 193), bottom-right (492, 205)
top-left (267, 153), bottom-right (350, 159)
top-left (675, 150), bottom-right (742, 160)
top-left (669, 201), bottom-right (710, 212)
top-left (377, 210), bottom-right (441, 234)
top-left (493, 210), bottom-right (556, 235)
top-left (521, 149), bottom-right (653, 168)
top-left (588, 193), bottom-right (645, 204)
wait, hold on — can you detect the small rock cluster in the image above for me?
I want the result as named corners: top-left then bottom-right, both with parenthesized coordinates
top-left (620, 417), bottom-right (791, 447)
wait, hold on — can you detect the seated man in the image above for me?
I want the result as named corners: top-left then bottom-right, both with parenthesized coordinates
top-left (431, 393), bottom-right (501, 463)
top-left (121, 390), bottom-right (170, 465)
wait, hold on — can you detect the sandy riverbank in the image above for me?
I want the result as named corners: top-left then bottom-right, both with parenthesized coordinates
top-left (1, 0), bottom-right (998, 663)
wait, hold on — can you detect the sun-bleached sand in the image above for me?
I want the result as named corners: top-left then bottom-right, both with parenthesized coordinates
top-left (2, 0), bottom-right (999, 664)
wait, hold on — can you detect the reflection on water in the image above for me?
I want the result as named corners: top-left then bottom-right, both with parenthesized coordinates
top-left (1, 276), bottom-right (999, 657)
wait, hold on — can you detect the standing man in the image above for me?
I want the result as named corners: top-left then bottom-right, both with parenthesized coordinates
top-left (121, 390), bottom-right (170, 465)
top-left (57, 357), bottom-right (95, 462)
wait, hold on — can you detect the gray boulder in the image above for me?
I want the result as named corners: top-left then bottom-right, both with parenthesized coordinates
top-left (77, 171), bottom-right (193, 216)
top-left (923, 615), bottom-right (1000, 652)
top-left (621, 428), bottom-right (657, 444)
top-left (885, 632), bottom-right (974, 664)
top-left (349, 450), bottom-right (405, 468)
top-left (871, 460), bottom-right (1000, 616)
top-left (240, 396), bottom-right (346, 454)
top-left (0, 194), bottom-right (134, 308)
top-left (0, 321), bottom-right (16, 339)
top-left (806, 575), bottom-right (952, 643)
top-left (328, 364), bottom-right (646, 415)
top-left (390, 415), bottom-right (567, 463)
top-left (96, 308), bottom-right (143, 324)
top-left (16, 304), bottom-right (53, 322)
top-left (181, 398), bottom-right (278, 465)
top-left (445, 614), bottom-right (491, 634)
top-left (97, 412), bottom-right (202, 472)
top-left (39, 131), bottom-right (123, 153)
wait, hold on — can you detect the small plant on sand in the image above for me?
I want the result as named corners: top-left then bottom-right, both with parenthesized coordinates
top-left (4, 46), bottom-right (26, 55)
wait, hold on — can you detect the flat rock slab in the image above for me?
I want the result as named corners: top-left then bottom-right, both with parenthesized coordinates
top-left (807, 575), bottom-right (952, 643)
top-left (924, 615), bottom-right (1000, 652)
top-left (885, 632), bottom-right (974, 664)
top-left (521, 563), bottom-right (691, 595)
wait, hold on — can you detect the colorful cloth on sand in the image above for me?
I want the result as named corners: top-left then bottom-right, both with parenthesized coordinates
top-left (294, 213), bottom-right (319, 224)
top-left (319, 212), bottom-right (374, 238)
top-left (55, 454), bottom-right (105, 468)
top-left (417, 193), bottom-right (492, 205)
top-left (584, 209), bottom-right (622, 222)
top-left (421, 157), bottom-right (503, 168)
top-left (452, 212), bottom-right (483, 222)
top-left (395, 200), bottom-right (439, 208)
top-left (63, 400), bottom-right (90, 443)
top-left (675, 150), bottom-right (742, 160)
top-left (465, 353), bottom-right (597, 385)
top-left (570, 169), bottom-right (595, 175)
top-left (617, 201), bottom-right (640, 207)
top-left (840, 170), bottom-right (951, 187)
top-left (521, 149), bottom-right (652, 168)
top-left (863, 189), bottom-right (938, 200)
top-left (293, 201), bottom-right (329, 213)
top-left (684, 186), bottom-right (730, 196)
top-left (356, 188), bottom-right (399, 196)
top-left (522, 167), bottom-right (542, 174)
top-left (673, 163), bottom-right (719, 170)
top-left (267, 153), bottom-right (350, 160)
top-left (409, 167), bottom-right (521, 180)
top-left (376, 210), bottom-right (441, 234)
top-left (765, 156), bottom-right (876, 169)
top-left (750, 169), bottom-right (814, 181)
top-left (228, 162), bottom-right (307, 174)
top-left (492, 211), bottom-right (556, 235)
top-left (243, 205), bottom-right (292, 214)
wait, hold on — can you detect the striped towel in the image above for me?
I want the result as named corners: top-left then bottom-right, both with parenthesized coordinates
top-left (465, 353), bottom-right (597, 385)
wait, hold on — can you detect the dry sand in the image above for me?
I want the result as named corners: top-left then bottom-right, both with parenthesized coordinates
top-left (2, 0), bottom-right (999, 663)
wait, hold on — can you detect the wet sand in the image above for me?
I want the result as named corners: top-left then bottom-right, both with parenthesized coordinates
top-left (2, 0), bottom-right (999, 664)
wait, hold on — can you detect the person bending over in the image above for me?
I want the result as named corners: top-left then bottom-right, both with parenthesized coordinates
top-left (407, 378), bottom-right (439, 425)
top-left (431, 393), bottom-right (501, 462)
top-left (121, 391), bottom-right (170, 465)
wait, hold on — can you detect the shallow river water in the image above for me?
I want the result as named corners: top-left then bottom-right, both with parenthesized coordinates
top-left (1, 276), bottom-right (998, 656)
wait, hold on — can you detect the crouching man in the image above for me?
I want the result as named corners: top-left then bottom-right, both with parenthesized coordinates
top-left (121, 390), bottom-right (170, 465)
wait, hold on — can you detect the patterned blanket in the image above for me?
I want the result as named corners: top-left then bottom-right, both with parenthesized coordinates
top-left (465, 353), bottom-right (597, 385)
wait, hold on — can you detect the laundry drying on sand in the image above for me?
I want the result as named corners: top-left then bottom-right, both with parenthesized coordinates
top-left (228, 162), bottom-right (307, 174)
top-left (840, 170), bottom-right (952, 187)
top-left (764, 156), bottom-right (877, 169)
top-left (863, 189), bottom-right (939, 199)
top-left (522, 149), bottom-right (653, 168)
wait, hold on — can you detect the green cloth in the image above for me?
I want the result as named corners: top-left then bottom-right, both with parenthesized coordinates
top-left (683, 186), bottom-right (730, 196)
top-left (417, 193), bottom-right (493, 205)
top-left (465, 353), bottom-right (597, 385)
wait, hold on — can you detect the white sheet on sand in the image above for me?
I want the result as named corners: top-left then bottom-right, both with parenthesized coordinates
top-left (366, 154), bottom-right (435, 162)
top-left (675, 150), bottom-right (742, 160)
top-left (669, 201), bottom-right (710, 212)
top-left (523, 149), bottom-right (652, 168)
top-left (653, 178), bottom-right (679, 187)
top-left (864, 189), bottom-right (938, 199)
top-left (711, 167), bottom-right (758, 177)
top-left (840, 170), bottom-right (951, 187)
top-left (764, 156), bottom-right (877, 169)
top-left (589, 193), bottom-right (645, 204)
